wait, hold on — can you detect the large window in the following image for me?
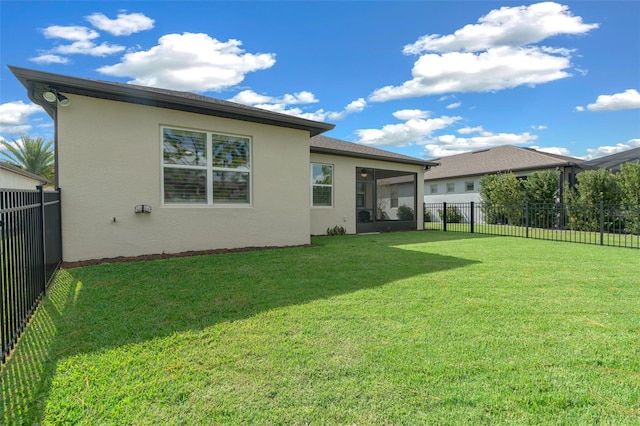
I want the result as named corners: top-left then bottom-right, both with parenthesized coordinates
top-left (311, 163), bottom-right (333, 207)
top-left (162, 127), bottom-right (251, 205)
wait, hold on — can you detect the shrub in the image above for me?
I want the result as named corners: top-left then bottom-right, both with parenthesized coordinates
top-left (480, 172), bottom-right (525, 225)
top-left (397, 205), bottom-right (415, 221)
top-left (326, 225), bottom-right (346, 236)
top-left (438, 206), bottom-right (463, 223)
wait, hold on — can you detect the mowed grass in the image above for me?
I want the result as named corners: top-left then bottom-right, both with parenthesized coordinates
top-left (2, 231), bottom-right (639, 424)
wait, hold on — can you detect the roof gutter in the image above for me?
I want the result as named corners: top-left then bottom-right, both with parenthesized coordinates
top-left (311, 146), bottom-right (439, 168)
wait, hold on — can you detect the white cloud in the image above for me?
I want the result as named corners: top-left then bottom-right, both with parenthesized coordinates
top-left (371, 2), bottom-right (597, 102)
top-left (355, 114), bottom-right (462, 147)
top-left (530, 145), bottom-right (570, 156)
top-left (584, 139), bottom-right (640, 159)
top-left (229, 90), bottom-right (365, 121)
top-left (370, 46), bottom-right (572, 101)
top-left (392, 109), bottom-right (430, 120)
top-left (98, 33), bottom-right (276, 92)
top-left (423, 127), bottom-right (538, 158)
top-left (446, 102), bottom-right (461, 109)
top-left (0, 101), bottom-right (44, 125)
top-left (86, 12), bottom-right (155, 36)
top-left (404, 2), bottom-right (597, 54)
top-left (30, 54), bottom-right (69, 64)
top-left (35, 24), bottom-right (125, 61)
top-left (53, 40), bottom-right (125, 57)
top-left (458, 126), bottom-right (484, 134)
top-left (577, 89), bottom-right (640, 112)
top-left (0, 101), bottom-right (45, 134)
top-left (42, 25), bottom-right (99, 41)
top-left (327, 98), bottom-right (367, 120)
top-left (531, 124), bottom-right (548, 130)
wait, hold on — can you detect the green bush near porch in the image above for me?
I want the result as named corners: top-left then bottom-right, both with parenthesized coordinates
top-left (2, 232), bottom-right (639, 424)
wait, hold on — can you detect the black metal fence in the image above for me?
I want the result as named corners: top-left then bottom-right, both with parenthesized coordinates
top-left (1, 187), bottom-right (62, 363)
top-left (425, 201), bottom-right (640, 249)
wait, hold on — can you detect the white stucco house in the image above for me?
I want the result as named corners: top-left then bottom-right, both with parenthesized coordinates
top-left (11, 66), bottom-right (436, 262)
top-left (0, 161), bottom-right (48, 190)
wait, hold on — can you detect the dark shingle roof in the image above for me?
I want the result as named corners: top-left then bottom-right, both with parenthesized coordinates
top-left (9, 66), bottom-right (335, 137)
top-left (424, 145), bottom-right (584, 180)
top-left (311, 135), bottom-right (438, 167)
top-left (582, 147), bottom-right (640, 171)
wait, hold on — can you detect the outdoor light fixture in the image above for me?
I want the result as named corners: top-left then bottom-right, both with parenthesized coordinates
top-left (360, 168), bottom-right (369, 178)
top-left (42, 87), bottom-right (70, 107)
top-left (134, 204), bottom-right (152, 214)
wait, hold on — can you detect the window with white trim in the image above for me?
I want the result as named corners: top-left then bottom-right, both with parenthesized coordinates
top-left (390, 186), bottom-right (398, 208)
top-left (162, 127), bottom-right (251, 205)
top-left (465, 181), bottom-right (475, 192)
top-left (446, 182), bottom-right (455, 193)
top-left (430, 184), bottom-right (438, 194)
top-left (311, 163), bottom-right (333, 207)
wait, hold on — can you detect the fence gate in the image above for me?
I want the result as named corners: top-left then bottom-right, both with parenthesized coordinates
top-left (0, 186), bottom-right (62, 363)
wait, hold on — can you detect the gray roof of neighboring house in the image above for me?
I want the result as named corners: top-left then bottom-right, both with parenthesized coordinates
top-left (9, 66), bottom-right (335, 137)
top-left (0, 161), bottom-right (49, 183)
top-left (424, 144), bottom-right (584, 180)
top-left (581, 147), bottom-right (640, 171)
top-left (311, 135), bottom-right (438, 167)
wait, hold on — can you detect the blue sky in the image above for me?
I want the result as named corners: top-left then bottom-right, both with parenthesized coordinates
top-left (1, 1), bottom-right (639, 161)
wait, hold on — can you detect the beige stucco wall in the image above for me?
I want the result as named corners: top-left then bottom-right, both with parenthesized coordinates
top-left (57, 94), bottom-right (311, 261)
top-left (0, 169), bottom-right (44, 190)
top-left (310, 153), bottom-right (425, 235)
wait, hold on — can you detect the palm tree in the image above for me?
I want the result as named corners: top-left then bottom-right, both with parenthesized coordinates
top-left (0, 135), bottom-right (54, 183)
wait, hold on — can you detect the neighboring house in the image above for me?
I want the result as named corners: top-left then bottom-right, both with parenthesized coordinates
top-left (0, 161), bottom-right (48, 190)
top-left (11, 66), bottom-right (434, 262)
top-left (424, 145), bottom-right (584, 207)
top-left (581, 147), bottom-right (640, 171)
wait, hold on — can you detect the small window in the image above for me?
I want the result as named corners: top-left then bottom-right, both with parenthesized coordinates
top-left (446, 183), bottom-right (455, 193)
top-left (465, 181), bottom-right (475, 192)
top-left (311, 163), bottom-right (333, 207)
top-left (430, 184), bottom-right (438, 194)
top-left (391, 186), bottom-right (398, 208)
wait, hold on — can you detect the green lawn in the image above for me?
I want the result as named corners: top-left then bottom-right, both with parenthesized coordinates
top-left (2, 231), bottom-right (639, 424)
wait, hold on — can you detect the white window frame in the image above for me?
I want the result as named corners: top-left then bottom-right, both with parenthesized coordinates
top-left (161, 126), bottom-right (252, 206)
top-left (446, 182), bottom-right (455, 193)
top-left (390, 185), bottom-right (399, 209)
top-left (465, 181), bottom-right (475, 192)
top-left (430, 184), bottom-right (438, 194)
top-left (310, 163), bottom-right (334, 207)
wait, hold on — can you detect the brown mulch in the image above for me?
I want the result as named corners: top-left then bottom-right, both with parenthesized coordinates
top-left (61, 244), bottom-right (317, 269)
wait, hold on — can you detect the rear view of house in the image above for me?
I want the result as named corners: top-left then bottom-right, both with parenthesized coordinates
top-left (11, 66), bottom-right (434, 262)
top-left (11, 66), bottom-right (336, 261)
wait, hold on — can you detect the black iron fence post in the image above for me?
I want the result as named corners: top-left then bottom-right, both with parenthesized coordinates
top-left (38, 185), bottom-right (47, 296)
top-left (443, 202), bottom-right (447, 232)
top-left (526, 202), bottom-right (529, 239)
top-left (600, 201), bottom-right (604, 246)
top-left (57, 187), bottom-right (63, 264)
top-left (470, 201), bottom-right (475, 233)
